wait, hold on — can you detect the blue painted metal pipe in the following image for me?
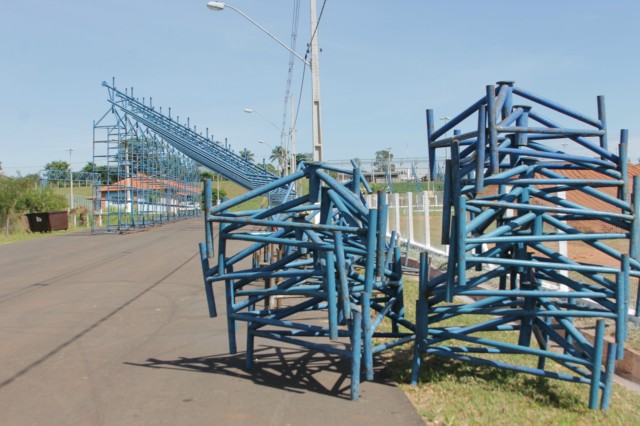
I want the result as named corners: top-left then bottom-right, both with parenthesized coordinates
top-left (414, 80), bottom-right (633, 411)
top-left (528, 111), bottom-right (616, 162)
top-left (537, 167), bottom-right (630, 211)
top-left (476, 104), bottom-right (486, 191)
top-left (467, 200), bottom-right (633, 221)
top-left (362, 208), bottom-right (378, 380)
top-left (513, 86), bottom-right (602, 128)
top-left (426, 350), bottom-right (592, 384)
top-left (619, 129), bottom-right (629, 202)
top-left (427, 109), bottom-right (437, 180)
top-left (588, 320), bottom-right (606, 409)
top-left (199, 243), bottom-right (217, 317)
top-left (325, 251), bottom-right (339, 340)
top-left (430, 96), bottom-right (487, 142)
top-left (597, 95), bottom-right (608, 151)
top-left (486, 84), bottom-right (499, 173)
top-left (631, 176), bottom-right (640, 261)
top-left (600, 341), bottom-right (616, 410)
top-left (210, 169), bottom-right (305, 215)
top-left (209, 215), bottom-right (366, 234)
top-left (204, 179), bottom-right (214, 258)
top-left (350, 309), bottom-right (362, 400)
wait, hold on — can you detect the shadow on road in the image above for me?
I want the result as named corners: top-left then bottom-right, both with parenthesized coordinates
top-left (126, 346), bottom-right (397, 400)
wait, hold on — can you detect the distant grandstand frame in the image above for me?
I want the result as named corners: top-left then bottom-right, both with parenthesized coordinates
top-left (92, 84), bottom-right (201, 233)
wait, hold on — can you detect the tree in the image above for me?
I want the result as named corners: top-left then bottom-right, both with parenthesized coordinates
top-left (42, 160), bottom-right (71, 186)
top-left (373, 149), bottom-right (394, 173)
top-left (0, 176), bottom-right (28, 235)
top-left (18, 186), bottom-right (67, 215)
top-left (200, 170), bottom-right (214, 181)
top-left (270, 146), bottom-right (288, 174)
top-left (239, 149), bottom-right (255, 163)
top-left (295, 152), bottom-right (313, 164)
top-left (44, 160), bottom-right (70, 172)
top-left (0, 175), bottom-right (65, 235)
top-left (209, 187), bottom-right (227, 205)
top-left (80, 161), bottom-right (114, 184)
top-left (81, 162), bottom-right (95, 173)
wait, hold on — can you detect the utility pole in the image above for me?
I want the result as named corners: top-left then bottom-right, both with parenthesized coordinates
top-left (207, 1), bottom-right (323, 162)
top-left (290, 94), bottom-right (296, 172)
top-left (66, 148), bottom-right (75, 227)
top-left (310, 0), bottom-right (323, 162)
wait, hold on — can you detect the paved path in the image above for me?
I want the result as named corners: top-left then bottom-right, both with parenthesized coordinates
top-left (0, 219), bottom-right (423, 425)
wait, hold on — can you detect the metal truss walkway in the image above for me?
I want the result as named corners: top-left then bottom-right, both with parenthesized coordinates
top-left (102, 81), bottom-right (281, 191)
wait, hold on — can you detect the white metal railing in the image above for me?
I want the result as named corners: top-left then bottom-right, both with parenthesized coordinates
top-left (366, 191), bottom-right (448, 257)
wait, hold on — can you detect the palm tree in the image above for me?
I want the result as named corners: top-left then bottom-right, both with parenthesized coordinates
top-left (239, 148), bottom-right (254, 163)
top-left (269, 146), bottom-right (288, 174)
top-left (295, 152), bottom-right (313, 164)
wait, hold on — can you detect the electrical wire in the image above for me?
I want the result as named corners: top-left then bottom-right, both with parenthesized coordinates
top-left (281, 0), bottom-right (301, 141)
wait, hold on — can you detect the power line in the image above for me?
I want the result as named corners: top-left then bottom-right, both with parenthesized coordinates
top-left (281, 0), bottom-right (301, 136)
top-left (309, 0), bottom-right (327, 46)
top-left (292, 0), bottom-right (328, 136)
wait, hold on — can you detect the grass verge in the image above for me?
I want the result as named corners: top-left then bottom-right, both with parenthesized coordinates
top-left (383, 277), bottom-right (640, 425)
top-left (0, 225), bottom-right (90, 245)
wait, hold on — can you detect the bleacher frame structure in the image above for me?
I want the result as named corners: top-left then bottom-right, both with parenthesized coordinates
top-left (93, 83), bottom-right (201, 232)
top-left (411, 81), bottom-right (638, 410)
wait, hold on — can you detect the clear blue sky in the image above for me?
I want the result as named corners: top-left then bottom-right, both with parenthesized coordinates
top-left (1, 0), bottom-right (639, 176)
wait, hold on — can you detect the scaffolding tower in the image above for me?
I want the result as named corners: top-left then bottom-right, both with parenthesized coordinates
top-left (93, 91), bottom-right (201, 232)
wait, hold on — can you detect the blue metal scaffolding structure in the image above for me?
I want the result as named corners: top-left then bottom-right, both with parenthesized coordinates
top-left (100, 80), bottom-right (281, 191)
top-left (200, 161), bottom-right (413, 400)
top-left (93, 82), bottom-right (202, 232)
top-left (411, 81), bottom-right (638, 410)
top-left (39, 170), bottom-right (102, 187)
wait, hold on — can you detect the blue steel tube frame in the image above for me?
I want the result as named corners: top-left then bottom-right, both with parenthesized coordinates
top-left (92, 85), bottom-right (202, 234)
top-left (200, 162), bottom-right (409, 400)
top-left (414, 81), bottom-right (635, 410)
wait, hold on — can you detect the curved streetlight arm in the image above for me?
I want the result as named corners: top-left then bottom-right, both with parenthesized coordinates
top-left (207, 2), bottom-right (310, 67)
top-left (244, 108), bottom-right (281, 132)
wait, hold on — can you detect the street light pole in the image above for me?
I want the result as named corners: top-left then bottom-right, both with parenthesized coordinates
top-left (245, 108), bottom-right (288, 175)
top-left (207, 2), bottom-right (323, 162)
top-left (244, 108), bottom-right (280, 131)
top-left (258, 139), bottom-right (274, 151)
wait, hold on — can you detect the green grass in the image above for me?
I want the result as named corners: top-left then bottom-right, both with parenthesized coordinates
top-left (390, 181), bottom-right (445, 194)
top-left (217, 178), bottom-right (310, 212)
top-left (51, 185), bottom-right (94, 197)
top-left (381, 277), bottom-right (640, 425)
top-left (0, 223), bottom-right (89, 245)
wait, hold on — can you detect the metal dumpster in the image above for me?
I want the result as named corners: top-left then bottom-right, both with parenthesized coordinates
top-left (26, 211), bottom-right (69, 233)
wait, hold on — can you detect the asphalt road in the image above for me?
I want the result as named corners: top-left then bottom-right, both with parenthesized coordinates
top-left (0, 218), bottom-right (423, 425)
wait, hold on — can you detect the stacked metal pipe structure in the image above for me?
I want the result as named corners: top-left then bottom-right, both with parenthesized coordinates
top-left (200, 161), bottom-right (412, 400)
top-left (411, 81), bottom-right (638, 410)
